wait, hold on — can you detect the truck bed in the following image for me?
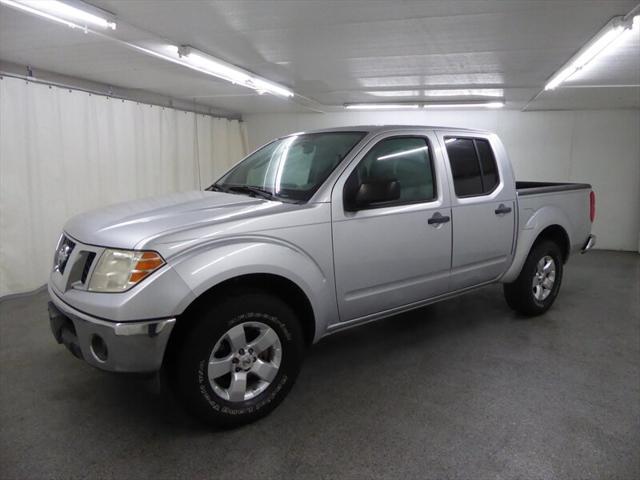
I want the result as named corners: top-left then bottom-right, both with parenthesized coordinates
top-left (516, 181), bottom-right (592, 196)
top-left (513, 181), bottom-right (593, 262)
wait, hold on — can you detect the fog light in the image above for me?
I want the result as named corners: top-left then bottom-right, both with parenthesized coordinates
top-left (90, 334), bottom-right (108, 362)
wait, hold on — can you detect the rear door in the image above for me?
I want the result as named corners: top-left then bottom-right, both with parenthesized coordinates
top-left (331, 130), bottom-right (453, 322)
top-left (437, 132), bottom-right (516, 290)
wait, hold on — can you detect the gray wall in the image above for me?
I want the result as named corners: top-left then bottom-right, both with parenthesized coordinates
top-left (244, 109), bottom-right (640, 252)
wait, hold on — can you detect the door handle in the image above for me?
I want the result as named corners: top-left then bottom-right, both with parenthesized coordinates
top-left (494, 204), bottom-right (512, 215)
top-left (428, 212), bottom-right (450, 225)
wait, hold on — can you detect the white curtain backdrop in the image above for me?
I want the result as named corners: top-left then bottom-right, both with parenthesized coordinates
top-left (0, 76), bottom-right (248, 297)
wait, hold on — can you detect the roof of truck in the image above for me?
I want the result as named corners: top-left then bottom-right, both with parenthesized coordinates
top-left (283, 125), bottom-right (493, 136)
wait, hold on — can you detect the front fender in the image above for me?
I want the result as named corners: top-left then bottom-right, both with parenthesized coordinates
top-left (501, 205), bottom-right (573, 283)
top-left (170, 237), bottom-right (336, 342)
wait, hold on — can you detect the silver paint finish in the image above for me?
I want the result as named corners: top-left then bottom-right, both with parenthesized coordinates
top-left (49, 235), bottom-right (196, 322)
top-left (48, 285), bottom-right (175, 372)
top-left (500, 187), bottom-right (592, 283)
top-left (48, 125), bottom-right (593, 374)
top-left (435, 131), bottom-right (517, 290)
top-left (167, 202), bottom-right (337, 339)
top-left (64, 191), bottom-right (290, 251)
top-left (330, 129), bottom-right (453, 321)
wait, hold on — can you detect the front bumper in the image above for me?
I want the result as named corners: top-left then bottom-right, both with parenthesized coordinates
top-left (48, 285), bottom-right (175, 373)
top-left (581, 234), bottom-right (596, 253)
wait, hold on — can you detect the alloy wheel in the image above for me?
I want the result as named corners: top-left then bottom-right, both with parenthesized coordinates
top-left (532, 255), bottom-right (556, 301)
top-left (207, 321), bottom-right (282, 402)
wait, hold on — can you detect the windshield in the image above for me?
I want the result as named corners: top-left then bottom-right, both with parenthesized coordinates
top-left (212, 131), bottom-right (366, 202)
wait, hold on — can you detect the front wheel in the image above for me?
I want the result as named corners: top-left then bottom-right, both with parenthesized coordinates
top-left (168, 292), bottom-right (305, 428)
top-left (504, 240), bottom-right (564, 316)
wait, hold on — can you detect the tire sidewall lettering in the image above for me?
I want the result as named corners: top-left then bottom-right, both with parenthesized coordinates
top-left (195, 312), bottom-right (293, 417)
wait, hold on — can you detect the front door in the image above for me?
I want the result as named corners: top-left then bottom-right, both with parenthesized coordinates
top-left (331, 132), bottom-right (452, 322)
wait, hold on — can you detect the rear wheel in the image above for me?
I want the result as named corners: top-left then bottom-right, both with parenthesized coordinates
top-left (168, 291), bottom-right (304, 428)
top-left (504, 240), bottom-right (563, 316)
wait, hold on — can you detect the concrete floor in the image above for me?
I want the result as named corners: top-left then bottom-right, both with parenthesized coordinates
top-left (0, 251), bottom-right (638, 479)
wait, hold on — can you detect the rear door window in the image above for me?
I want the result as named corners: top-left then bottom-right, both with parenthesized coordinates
top-left (445, 137), bottom-right (500, 197)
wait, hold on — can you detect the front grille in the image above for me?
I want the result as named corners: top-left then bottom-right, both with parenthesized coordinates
top-left (54, 236), bottom-right (76, 274)
top-left (81, 252), bottom-right (96, 284)
top-left (51, 236), bottom-right (102, 292)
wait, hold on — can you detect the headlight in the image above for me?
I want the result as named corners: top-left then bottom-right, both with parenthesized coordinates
top-left (88, 249), bottom-right (165, 292)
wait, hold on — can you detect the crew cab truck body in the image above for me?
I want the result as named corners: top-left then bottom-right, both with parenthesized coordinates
top-left (48, 126), bottom-right (596, 427)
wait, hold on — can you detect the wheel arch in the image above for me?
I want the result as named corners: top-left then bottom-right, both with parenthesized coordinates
top-left (502, 205), bottom-right (573, 284)
top-left (532, 224), bottom-right (570, 263)
top-left (163, 272), bottom-right (318, 369)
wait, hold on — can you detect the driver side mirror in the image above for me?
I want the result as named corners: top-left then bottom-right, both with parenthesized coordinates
top-left (344, 177), bottom-right (401, 211)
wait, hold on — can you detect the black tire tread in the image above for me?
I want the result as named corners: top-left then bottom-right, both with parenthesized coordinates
top-left (167, 290), bottom-right (304, 428)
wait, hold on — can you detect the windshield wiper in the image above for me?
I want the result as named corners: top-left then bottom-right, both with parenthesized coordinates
top-left (224, 185), bottom-right (277, 201)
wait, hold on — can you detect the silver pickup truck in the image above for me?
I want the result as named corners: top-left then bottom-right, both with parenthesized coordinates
top-left (48, 125), bottom-right (595, 427)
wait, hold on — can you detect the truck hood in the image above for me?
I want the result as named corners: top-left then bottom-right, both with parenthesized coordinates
top-left (64, 191), bottom-right (286, 250)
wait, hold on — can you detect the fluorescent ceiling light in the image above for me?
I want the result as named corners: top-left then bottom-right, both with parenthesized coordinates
top-left (423, 102), bottom-right (504, 109)
top-left (360, 73), bottom-right (505, 88)
top-left (345, 104), bottom-right (420, 110)
top-left (545, 15), bottom-right (637, 90)
top-left (180, 49), bottom-right (252, 85)
top-left (378, 146), bottom-right (428, 161)
top-left (251, 78), bottom-right (294, 98)
top-left (366, 90), bottom-right (421, 97)
top-left (173, 45), bottom-right (293, 97)
top-left (366, 88), bottom-right (504, 98)
top-left (1, 1), bottom-right (297, 101)
top-left (423, 88), bottom-right (504, 98)
top-left (0, 0), bottom-right (116, 30)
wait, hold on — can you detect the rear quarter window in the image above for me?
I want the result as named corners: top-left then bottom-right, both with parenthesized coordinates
top-left (475, 139), bottom-right (499, 192)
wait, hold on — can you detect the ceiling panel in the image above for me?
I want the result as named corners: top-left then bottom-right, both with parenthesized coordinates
top-left (527, 86), bottom-right (640, 110)
top-left (1, 0), bottom-right (638, 114)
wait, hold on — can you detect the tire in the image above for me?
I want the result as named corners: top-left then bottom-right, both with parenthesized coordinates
top-left (503, 240), bottom-right (564, 316)
top-left (167, 291), bottom-right (305, 428)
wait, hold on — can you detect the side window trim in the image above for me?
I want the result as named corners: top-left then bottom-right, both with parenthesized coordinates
top-left (444, 135), bottom-right (500, 199)
top-left (472, 139), bottom-right (488, 193)
top-left (345, 135), bottom-right (438, 211)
